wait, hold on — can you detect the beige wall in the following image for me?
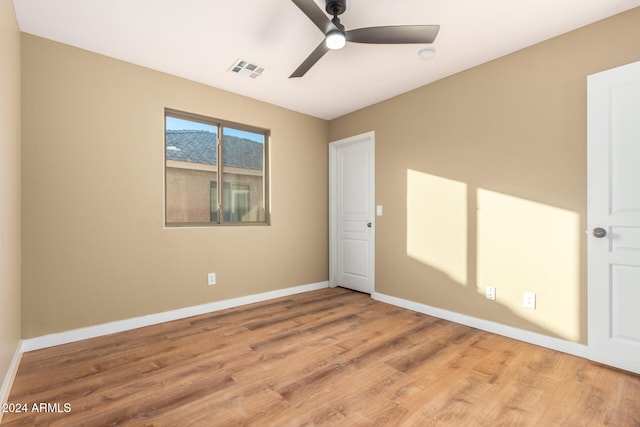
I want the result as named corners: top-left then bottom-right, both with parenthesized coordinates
top-left (0, 0), bottom-right (21, 385)
top-left (21, 34), bottom-right (329, 338)
top-left (329, 7), bottom-right (640, 344)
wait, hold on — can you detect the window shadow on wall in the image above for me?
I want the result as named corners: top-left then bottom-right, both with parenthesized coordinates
top-left (406, 169), bottom-right (582, 342)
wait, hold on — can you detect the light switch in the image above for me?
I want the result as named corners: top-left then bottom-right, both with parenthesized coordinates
top-left (376, 205), bottom-right (383, 216)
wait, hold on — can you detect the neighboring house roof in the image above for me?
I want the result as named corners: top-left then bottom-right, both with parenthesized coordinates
top-left (166, 130), bottom-right (263, 170)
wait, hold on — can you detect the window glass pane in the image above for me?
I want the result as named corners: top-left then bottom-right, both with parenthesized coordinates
top-left (165, 117), bottom-right (218, 224)
top-left (210, 182), bottom-right (218, 222)
top-left (222, 127), bottom-right (265, 222)
top-left (165, 110), bottom-right (269, 226)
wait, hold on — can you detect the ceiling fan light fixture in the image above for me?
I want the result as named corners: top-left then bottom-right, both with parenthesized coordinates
top-left (326, 30), bottom-right (346, 50)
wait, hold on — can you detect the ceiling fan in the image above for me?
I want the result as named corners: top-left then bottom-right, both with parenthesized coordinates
top-left (290, 0), bottom-right (440, 78)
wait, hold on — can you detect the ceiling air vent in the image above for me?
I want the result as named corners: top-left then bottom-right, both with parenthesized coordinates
top-left (229, 59), bottom-right (265, 79)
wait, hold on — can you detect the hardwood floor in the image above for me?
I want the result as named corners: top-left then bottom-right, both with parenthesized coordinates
top-left (2, 287), bottom-right (639, 426)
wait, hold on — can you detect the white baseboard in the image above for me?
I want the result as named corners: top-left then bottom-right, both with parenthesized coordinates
top-left (17, 283), bottom-right (586, 366)
top-left (0, 342), bottom-right (23, 423)
top-left (21, 281), bottom-right (329, 353)
top-left (372, 291), bottom-right (588, 359)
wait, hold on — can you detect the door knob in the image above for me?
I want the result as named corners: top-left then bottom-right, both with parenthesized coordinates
top-left (367, 222), bottom-right (372, 228)
top-left (592, 227), bottom-right (607, 238)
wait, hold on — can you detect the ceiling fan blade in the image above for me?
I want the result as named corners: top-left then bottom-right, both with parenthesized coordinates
top-left (291, 0), bottom-right (338, 34)
top-left (346, 25), bottom-right (440, 44)
top-left (290, 39), bottom-right (330, 78)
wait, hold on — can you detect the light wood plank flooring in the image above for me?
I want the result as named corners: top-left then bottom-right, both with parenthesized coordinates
top-left (2, 287), bottom-right (639, 426)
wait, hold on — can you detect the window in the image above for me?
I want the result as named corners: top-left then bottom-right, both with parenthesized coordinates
top-left (165, 109), bottom-right (269, 226)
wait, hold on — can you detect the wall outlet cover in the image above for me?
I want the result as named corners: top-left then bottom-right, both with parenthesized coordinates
top-left (523, 292), bottom-right (536, 309)
top-left (486, 286), bottom-right (496, 301)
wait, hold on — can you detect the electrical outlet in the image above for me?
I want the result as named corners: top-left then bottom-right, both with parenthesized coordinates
top-left (486, 286), bottom-right (496, 301)
top-left (207, 273), bottom-right (216, 286)
top-left (523, 292), bottom-right (536, 309)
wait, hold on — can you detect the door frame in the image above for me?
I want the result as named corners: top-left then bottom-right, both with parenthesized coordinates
top-left (329, 131), bottom-right (375, 290)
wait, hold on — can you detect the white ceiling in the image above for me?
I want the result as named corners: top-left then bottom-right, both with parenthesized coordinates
top-left (13, 0), bottom-right (640, 120)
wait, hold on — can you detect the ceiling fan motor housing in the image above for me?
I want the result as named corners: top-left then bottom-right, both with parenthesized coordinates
top-left (326, 0), bottom-right (346, 16)
top-left (290, 0), bottom-right (439, 78)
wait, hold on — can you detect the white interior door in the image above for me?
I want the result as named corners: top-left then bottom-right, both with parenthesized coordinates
top-left (587, 60), bottom-right (640, 374)
top-left (329, 132), bottom-right (375, 294)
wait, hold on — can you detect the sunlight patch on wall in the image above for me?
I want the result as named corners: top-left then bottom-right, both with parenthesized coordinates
top-left (477, 189), bottom-right (581, 340)
top-left (407, 170), bottom-right (467, 285)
